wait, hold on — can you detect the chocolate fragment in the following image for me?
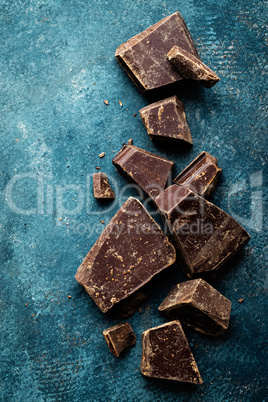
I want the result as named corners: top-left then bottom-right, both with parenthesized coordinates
top-left (167, 45), bottom-right (220, 88)
top-left (75, 197), bottom-right (176, 312)
top-left (127, 139), bottom-right (133, 145)
top-left (93, 172), bottom-right (115, 199)
top-left (103, 322), bottom-right (136, 357)
top-left (173, 151), bottom-right (222, 197)
top-left (115, 12), bottom-right (199, 92)
top-left (159, 278), bottom-right (231, 335)
top-left (139, 96), bottom-right (193, 145)
top-left (155, 184), bottom-right (250, 277)
top-left (120, 291), bottom-right (147, 319)
top-left (112, 145), bottom-right (174, 200)
top-left (140, 321), bottom-right (202, 384)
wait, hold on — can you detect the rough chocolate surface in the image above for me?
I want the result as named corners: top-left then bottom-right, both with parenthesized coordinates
top-left (159, 278), bottom-right (231, 335)
top-left (167, 45), bottom-right (220, 88)
top-left (103, 322), bottom-right (136, 357)
top-left (75, 197), bottom-right (176, 312)
top-left (93, 172), bottom-right (115, 199)
top-left (155, 184), bottom-right (250, 277)
top-left (119, 291), bottom-right (147, 319)
top-left (139, 96), bottom-right (193, 145)
top-left (115, 12), bottom-right (199, 92)
top-left (173, 151), bottom-right (222, 196)
top-left (112, 144), bottom-right (174, 200)
top-left (140, 321), bottom-right (202, 384)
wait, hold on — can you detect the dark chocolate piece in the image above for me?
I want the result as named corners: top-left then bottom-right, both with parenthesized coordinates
top-left (155, 184), bottom-right (250, 277)
top-left (139, 96), bottom-right (193, 145)
top-left (115, 12), bottom-right (199, 92)
top-left (159, 278), bottom-right (231, 335)
top-left (120, 291), bottom-right (147, 319)
top-left (103, 322), bottom-right (136, 357)
top-left (112, 145), bottom-right (174, 200)
top-left (167, 45), bottom-right (220, 88)
top-left (75, 197), bottom-right (176, 312)
top-left (140, 321), bottom-right (202, 384)
top-left (93, 172), bottom-right (115, 199)
top-left (173, 151), bottom-right (222, 197)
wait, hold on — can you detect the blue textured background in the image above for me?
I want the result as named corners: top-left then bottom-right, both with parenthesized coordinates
top-left (1, 0), bottom-right (267, 400)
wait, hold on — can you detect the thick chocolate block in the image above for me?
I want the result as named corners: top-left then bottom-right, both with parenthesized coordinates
top-left (159, 278), bottom-right (231, 335)
top-left (93, 172), bottom-right (115, 199)
top-left (115, 12), bottom-right (199, 92)
top-left (155, 185), bottom-right (250, 277)
top-left (103, 322), bottom-right (136, 357)
top-left (173, 151), bottom-right (222, 197)
top-left (140, 321), bottom-right (202, 384)
top-left (167, 45), bottom-right (220, 88)
top-left (139, 96), bottom-right (193, 145)
top-left (75, 197), bottom-right (176, 312)
top-left (112, 144), bottom-right (174, 200)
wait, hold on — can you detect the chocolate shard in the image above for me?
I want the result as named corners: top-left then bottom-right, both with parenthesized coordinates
top-left (173, 151), bottom-right (222, 197)
top-left (167, 45), bottom-right (220, 88)
top-left (93, 172), bottom-right (115, 199)
top-left (112, 145), bottom-right (174, 200)
top-left (75, 197), bottom-right (176, 313)
top-left (155, 184), bottom-right (250, 278)
top-left (115, 12), bottom-right (199, 92)
top-left (140, 321), bottom-right (203, 384)
top-left (103, 322), bottom-right (136, 357)
top-left (139, 96), bottom-right (193, 145)
top-left (120, 291), bottom-right (147, 319)
top-left (159, 278), bottom-right (231, 335)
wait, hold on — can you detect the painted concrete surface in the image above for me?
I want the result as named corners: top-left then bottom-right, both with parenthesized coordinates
top-left (0, 0), bottom-right (267, 400)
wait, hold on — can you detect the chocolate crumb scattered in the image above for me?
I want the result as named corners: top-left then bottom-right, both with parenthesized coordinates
top-left (68, 295), bottom-right (72, 299)
top-left (25, 303), bottom-right (28, 306)
top-left (127, 139), bottom-right (133, 145)
top-left (99, 152), bottom-right (105, 158)
top-left (133, 113), bottom-right (137, 117)
top-left (238, 298), bottom-right (244, 303)
top-left (100, 220), bottom-right (104, 224)
top-left (95, 167), bottom-right (100, 170)
top-left (103, 100), bottom-right (109, 105)
top-left (119, 101), bottom-right (123, 107)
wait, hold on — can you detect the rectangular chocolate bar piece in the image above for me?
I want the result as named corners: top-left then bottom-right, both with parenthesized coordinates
top-left (93, 172), bottom-right (115, 199)
top-left (159, 278), bottom-right (231, 335)
top-left (155, 184), bottom-right (250, 277)
top-left (115, 12), bottom-right (199, 92)
top-left (173, 151), bottom-right (222, 197)
top-left (112, 144), bottom-right (174, 200)
top-left (103, 322), bottom-right (136, 357)
top-left (140, 321), bottom-right (202, 384)
top-left (167, 45), bottom-right (220, 88)
top-left (139, 96), bottom-right (193, 145)
top-left (75, 197), bottom-right (176, 312)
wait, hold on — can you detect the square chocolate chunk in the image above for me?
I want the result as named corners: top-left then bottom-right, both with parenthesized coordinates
top-left (103, 322), bottom-right (136, 357)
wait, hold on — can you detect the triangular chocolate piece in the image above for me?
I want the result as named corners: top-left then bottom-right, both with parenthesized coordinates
top-left (115, 12), bottom-right (199, 92)
top-left (173, 151), bottom-right (222, 197)
top-left (112, 145), bottom-right (174, 200)
top-left (93, 172), bottom-right (115, 199)
top-left (167, 45), bottom-right (220, 88)
top-left (75, 197), bottom-right (176, 312)
top-left (140, 321), bottom-right (203, 384)
top-left (139, 96), bottom-right (193, 145)
top-left (155, 185), bottom-right (250, 277)
top-left (159, 278), bottom-right (231, 335)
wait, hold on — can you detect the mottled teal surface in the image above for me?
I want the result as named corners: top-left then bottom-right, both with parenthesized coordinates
top-left (0, 0), bottom-right (267, 400)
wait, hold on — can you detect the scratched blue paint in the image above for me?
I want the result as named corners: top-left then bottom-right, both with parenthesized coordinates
top-left (0, 0), bottom-right (267, 400)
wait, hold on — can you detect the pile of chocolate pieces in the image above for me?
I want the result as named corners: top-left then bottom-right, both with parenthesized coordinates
top-left (75, 11), bottom-right (250, 385)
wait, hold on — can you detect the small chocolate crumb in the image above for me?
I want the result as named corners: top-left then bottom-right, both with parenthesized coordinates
top-left (103, 100), bottom-right (109, 105)
top-left (99, 152), bottom-right (105, 158)
top-left (238, 298), bottom-right (244, 303)
top-left (59, 218), bottom-right (62, 221)
top-left (119, 101), bottom-right (123, 107)
top-left (94, 82), bottom-right (96, 85)
top-left (133, 113), bottom-right (137, 117)
top-left (68, 295), bottom-right (72, 299)
top-left (95, 167), bottom-right (100, 170)
top-left (25, 303), bottom-right (28, 306)
top-left (127, 139), bottom-right (133, 145)
top-left (100, 220), bottom-right (104, 224)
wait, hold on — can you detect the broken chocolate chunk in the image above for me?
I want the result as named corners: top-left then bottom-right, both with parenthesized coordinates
top-left (140, 321), bottom-right (202, 384)
top-left (167, 45), bottom-right (220, 88)
top-left (159, 278), bottom-right (231, 335)
top-left (115, 12), bottom-right (199, 92)
top-left (173, 151), bottom-right (222, 197)
top-left (155, 184), bottom-right (250, 277)
top-left (93, 172), bottom-right (115, 199)
top-left (120, 291), bottom-right (147, 319)
top-left (139, 96), bottom-right (193, 145)
top-left (103, 322), bottom-right (136, 356)
top-left (75, 197), bottom-right (176, 312)
top-left (112, 144), bottom-right (174, 200)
